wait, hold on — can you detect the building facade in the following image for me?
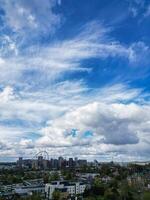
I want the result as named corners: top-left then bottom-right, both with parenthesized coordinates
top-left (45, 181), bottom-right (86, 199)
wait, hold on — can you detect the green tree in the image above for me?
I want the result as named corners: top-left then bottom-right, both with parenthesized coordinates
top-left (52, 190), bottom-right (61, 200)
top-left (92, 178), bottom-right (105, 196)
top-left (49, 171), bottom-right (60, 181)
top-left (104, 188), bottom-right (120, 200)
top-left (143, 191), bottom-right (150, 200)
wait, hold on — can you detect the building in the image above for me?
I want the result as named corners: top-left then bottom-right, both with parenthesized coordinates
top-left (16, 157), bottom-right (50, 170)
top-left (17, 157), bottom-right (23, 168)
top-left (0, 179), bottom-right (45, 198)
top-left (75, 157), bottom-right (78, 167)
top-left (58, 157), bottom-right (64, 169)
top-left (77, 173), bottom-right (99, 180)
top-left (16, 156), bottom-right (88, 170)
top-left (45, 181), bottom-right (86, 199)
top-left (78, 159), bottom-right (87, 167)
top-left (0, 163), bottom-right (16, 170)
top-left (14, 184), bottom-right (45, 196)
top-left (69, 158), bottom-right (74, 168)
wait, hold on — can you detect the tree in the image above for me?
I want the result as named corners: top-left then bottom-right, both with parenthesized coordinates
top-left (143, 192), bottom-right (150, 200)
top-left (49, 171), bottom-right (60, 181)
top-left (104, 188), bottom-right (120, 200)
top-left (93, 178), bottom-right (105, 194)
top-left (43, 173), bottom-right (49, 183)
top-left (52, 190), bottom-right (61, 200)
top-left (119, 180), bottom-right (138, 200)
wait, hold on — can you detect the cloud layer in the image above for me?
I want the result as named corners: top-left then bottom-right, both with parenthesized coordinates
top-left (0, 0), bottom-right (149, 161)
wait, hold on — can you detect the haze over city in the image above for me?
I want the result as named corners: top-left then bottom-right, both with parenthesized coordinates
top-left (0, 0), bottom-right (150, 162)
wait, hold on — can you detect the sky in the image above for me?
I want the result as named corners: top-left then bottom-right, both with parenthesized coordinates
top-left (0, 0), bottom-right (150, 162)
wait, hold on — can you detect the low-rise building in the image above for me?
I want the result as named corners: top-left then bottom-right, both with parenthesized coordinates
top-left (0, 180), bottom-right (45, 198)
top-left (45, 181), bottom-right (86, 199)
top-left (77, 173), bottom-right (99, 180)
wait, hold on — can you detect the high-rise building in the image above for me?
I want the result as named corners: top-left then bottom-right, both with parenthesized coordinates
top-left (17, 157), bottom-right (23, 168)
top-left (69, 158), bottom-right (74, 168)
top-left (75, 157), bottom-right (78, 167)
top-left (38, 156), bottom-right (43, 169)
top-left (78, 159), bottom-right (87, 167)
top-left (58, 157), bottom-right (63, 169)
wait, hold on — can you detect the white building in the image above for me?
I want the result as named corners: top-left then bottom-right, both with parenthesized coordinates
top-left (15, 185), bottom-right (45, 195)
top-left (45, 181), bottom-right (86, 199)
top-left (0, 181), bottom-right (45, 198)
top-left (77, 173), bottom-right (99, 180)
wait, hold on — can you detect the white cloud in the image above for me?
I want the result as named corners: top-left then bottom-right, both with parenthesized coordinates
top-left (0, 3), bottom-right (149, 161)
top-left (0, 86), bottom-right (66, 125)
top-left (0, 86), bottom-right (13, 101)
top-left (93, 84), bottom-right (141, 103)
top-left (19, 139), bottom-right (34, 149)
top-left (0, 72), bottom-right (149, 160)
top-left (33, 100), bottom-right (150, 161)
top-left (129, 42), bottom-right (150, 64)
top-left (0, 83), bottom-right (142, 127)
top-left (38, 102), bottom-right (142, 146)
top-left (0, 0), bottom-right (61, 36)
top-left (0, 22), bottom-right (147, 88)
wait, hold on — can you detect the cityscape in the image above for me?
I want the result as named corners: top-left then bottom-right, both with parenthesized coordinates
top-left (16, 155), bottom-right (88, 170)
top-left (0, 154), bottom-right (150, 199)
top-left (0, 0), bottom-right (150, 199)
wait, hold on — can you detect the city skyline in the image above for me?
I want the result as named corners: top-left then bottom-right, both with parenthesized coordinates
top-left (0, 0), bottom-right (150, 162)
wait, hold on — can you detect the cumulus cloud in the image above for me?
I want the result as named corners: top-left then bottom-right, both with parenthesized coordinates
top-left (30, 99), bottom-right (150, 161)
top-left (0, 1), bottom-right (149, 161)
top-left (38, 102), bottom-right (143, 146)
top-left (0, 82), bottom-right (145, 153)
top-left (0, 78), bottom-right (150, 161)
top-left (0, 75), bottom-right (149, 161)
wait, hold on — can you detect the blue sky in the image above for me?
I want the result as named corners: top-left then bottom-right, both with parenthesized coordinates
top-left (0, 0), bottom-right (150, 161)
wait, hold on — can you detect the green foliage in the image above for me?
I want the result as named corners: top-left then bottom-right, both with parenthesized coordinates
top-left (61, 169), bottom-right (76, 181)
top-left (43, 173), bottom-right (49, 183)
top-left (143, 191), bottom-right (150, 200)
top-left (83, 178), bottom-right (105, 198)
top-left (49, 171), bottom-right (60, 181)
top-left (52, 190), bottom-right (61, 200)
top-left (24, 194), bottom-right (41, 200)
top-left (9, 193), bottom-right (41, 200)
top-left (104, 188), bottom-right (120, 200)
top-left (83, 175), bottom-right (146, 200)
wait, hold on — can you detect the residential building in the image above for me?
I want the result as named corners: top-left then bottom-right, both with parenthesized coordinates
top-left (45, 181), bottom-right (86, 199)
